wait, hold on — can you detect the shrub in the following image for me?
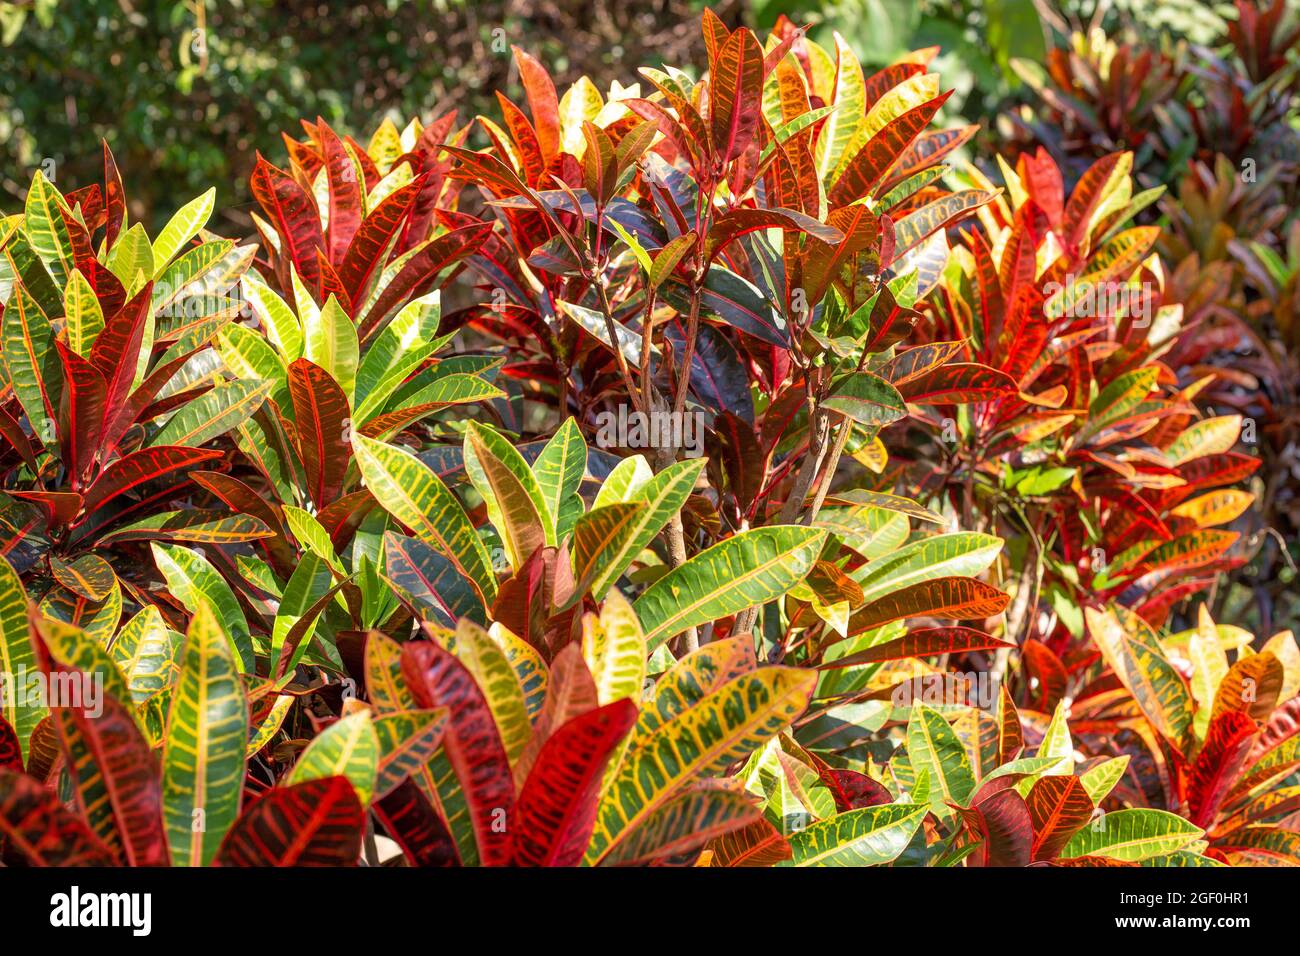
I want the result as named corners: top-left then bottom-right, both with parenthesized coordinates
top-left (0, 8), bottom-right (1294, 868)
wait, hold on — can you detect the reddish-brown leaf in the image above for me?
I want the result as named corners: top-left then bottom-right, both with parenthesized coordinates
top-left (51, 682), bottom-right (169, 867)
top-left (848, 577), bottom-right (1009, 634)
top-left (823, 626), bottom-right (1013, 669)
top-left (79, 446), bottom-right (222, 517)
top-left (287, 358), bottom-right (351, 507)
top-left (0, 768), bottom-right (115, 866)
top-left (1027, 775), bottom-right (1094, 861)
top-left (709, 28), bottom-right (764, 164)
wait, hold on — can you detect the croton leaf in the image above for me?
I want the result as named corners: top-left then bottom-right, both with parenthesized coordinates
top-left (513, 698), bottom-right (638, 866)
top-left (633, 526), bottom-right (827, 649)
top-left (215, 776), bottom-right (363, 867)
top-left (0, 768), bottom-right (115, 866)
top-left (161, 603), bottom-right (249, 866)
top-left (782, 803), bottom-right (927, 867)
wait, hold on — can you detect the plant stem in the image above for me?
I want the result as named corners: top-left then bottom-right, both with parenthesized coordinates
top-left (593, 275), bottom-right (644, 415)
top-left (671, 273), bottom-right (704, 419)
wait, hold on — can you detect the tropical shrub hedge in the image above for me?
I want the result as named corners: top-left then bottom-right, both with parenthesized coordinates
top-left (0, 7), bottom-right (1297, 868)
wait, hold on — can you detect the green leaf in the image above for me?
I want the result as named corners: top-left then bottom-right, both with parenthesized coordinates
top-left (634, 526), bottom-right (827, 649)
top-left (816, 504), bottom-right (910, 560)
top-left (161, 603), bottom-right (249, 866)
top-left (34, 615), bottom-right (136, 728)
top-left (571, 503), bottom-right (648, 601)
top-left (270, 551), bottom-right (335, 676)
top-left (107, 222), bottom-right (154, 290)
top-left (593, 454), bottom-right (654, 509)
top-left (1080, 755), bottom-right (1130, 805)
top-left (588, 458), bottom-right (705, 598)
top-left (373, 709), bottom-right (448, 800)
top-left (286, 711), bottom-right (380, 807)
top-left (1078, 367), bottom-right (1158, 442)
top-left (151, 188), bottom-right (215, 274)
top-left (906, 704), bottom-right (975, 812)
top-left (853, 532), bottom-right (1003, 604)
top-left (151, 543), bottom-right (253, 673)
top-left (783, 803), bottom-right (927, 866)
top-left (147, 378), bottom-right (272, 449)
top-left (214, 323), bottom-right (290, 409)
top-left (352, 432), bottom-right (497, 604)
top-left (23, 170), bottom-right (73, 286)
top-left (355, 290), bottom-right (444, 406)
top-left (0, 556), bottom-right (45, 761)
top-left (241, 272), bottom-right (303, 362)
top-left (109, 606), bottom-right (184, 704)
top-left (585, 665), bottom-right (815, 864)
top-left (1060, 809), bottom-right (1203, 862)
top-left (3, 281), bottom-right (60, 438)
top-left (815, 33), bottom-right (865, 184)
top-left (822, 372), bottom-right (907, 427)
top-left (531, 418), bottom-right (587, 541)
top-left (64, 269), bottom-right (105, 358)
top-left (463, 420), bottom-right (551, 566)
top-left (303, 293), bottom-right (359, 401)
top-left (583, 589), bottom-right (648, 708)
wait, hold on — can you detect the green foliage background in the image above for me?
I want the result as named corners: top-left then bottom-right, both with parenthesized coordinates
top-left (0, 0), bottom-right (1240, 230)
top-left (0, 0), bottom-right (732, 231)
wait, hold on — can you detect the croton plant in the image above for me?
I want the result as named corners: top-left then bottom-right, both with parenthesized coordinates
top-left (0, 11), bottom-right (1295, 868)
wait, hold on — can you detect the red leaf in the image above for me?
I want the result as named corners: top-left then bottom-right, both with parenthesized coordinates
top-left (969, 786), bottom-right (1033, 867)
top-left (1021, 640), bottom-right (1069, 712)
top-left (51, 685), bottom-right (169, 867)
top-left (0, 768), bottom-right (115, 866)
top-left (709, 28), bottom-right (764, 164)
top-left (216, 776), bottom-right (363, 866)
top-left (400, 639), bottom-right (515, 866)
top-left (55, 341), bottom-right (107, 491)
top-left (1026, 775), bottom-right (1094, 861)
top-left (102, 141), bottom-right (126, 249)
top-left (374, 778), bottom-right (460, 867)
top-left (89, 282), bottom-right (153, 427)
top-left (317, 120), bottom-right (364, 265)
top-left (190, 470), bottom-right (284, 534)
top-left (358, 222), bottom-right (493, 340)
top-left (337, 175), bottom-right (424, 311)
top-left (250, 153), bottom-right (324, 292)
top-left (1187, 711), bottom-right (1258, 828)
top-left (79, 446), bottom-right (222, 517)
top-left (1061, 152), bottom-right (1124, 252)
top-left (103, 348), bottom-right (199, 452)
top-left (829, 92), bottom-right (952, 209)
top-left (511, 46), bottom-right (561, 166)
top-left (0, 716), bottom-right (21, 773)
top-left (512, 698), bottom-right (638, 866)
top-left (287, 358), bottom-right (351, 507)
top-left (897, 362), bottom-right (1016, 404)
top-left (823, 768), bottom-right (893, 811)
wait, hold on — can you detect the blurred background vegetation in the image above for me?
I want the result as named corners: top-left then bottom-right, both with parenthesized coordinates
top-left (2, 0), bottom-right (1297, 630)
top-left (0, 0), bottom-right (1248, 229)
